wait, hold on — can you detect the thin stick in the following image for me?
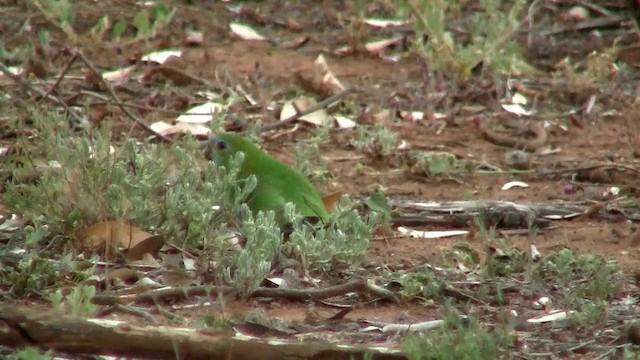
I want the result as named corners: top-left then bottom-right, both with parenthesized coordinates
top-left (260, 86), bottom-right (357, 132)
top-left (0, 62), bottom-right (84, 124)
top-left (36, 53), bottom-right (78, 107)
top-left (75, 51), bottom-right (172, 142)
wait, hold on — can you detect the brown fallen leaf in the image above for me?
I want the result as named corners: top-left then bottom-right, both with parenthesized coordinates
top-left (126, 234), bottom-right (165, 261)
top-left (104, 267), bottom-right (141, 285)
top-left (75, 220), bottom-right (155, 258)
top-left (322, 191), bottom-right (343, 213)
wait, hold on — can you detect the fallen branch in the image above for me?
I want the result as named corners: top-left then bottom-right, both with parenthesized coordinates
top-left (0, 305), bottom-right (406, 360)
top-left (75, 51), bottom-right (172, 142)
top-left (92, 279), bottom-right (398, 306)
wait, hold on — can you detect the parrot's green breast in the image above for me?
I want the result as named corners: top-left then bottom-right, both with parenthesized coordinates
top-left (206, 133), bottom-right (329, 227)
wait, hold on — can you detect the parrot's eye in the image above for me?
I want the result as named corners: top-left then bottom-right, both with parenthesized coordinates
top-left (215, 139), bottom-right (227, 150)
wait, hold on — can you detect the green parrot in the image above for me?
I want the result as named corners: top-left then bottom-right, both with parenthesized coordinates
top-left (205, 133), bottom-right (330, 227)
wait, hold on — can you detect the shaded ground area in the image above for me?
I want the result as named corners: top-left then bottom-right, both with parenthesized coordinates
top-left (1, 0), bottom-right (640, 359)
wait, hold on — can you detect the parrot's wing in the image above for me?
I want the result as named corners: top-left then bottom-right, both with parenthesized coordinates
top-left (301, 192), bottom-right (330, 221)
top-left (247, 188), bottom-right (290, 226)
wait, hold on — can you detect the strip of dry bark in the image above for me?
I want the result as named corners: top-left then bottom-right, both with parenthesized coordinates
top-left (0, 304), bottom-right (405, 360)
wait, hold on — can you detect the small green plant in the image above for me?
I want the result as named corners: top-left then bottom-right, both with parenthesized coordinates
top-left (403, 308), bottom-right (511, 360)
top-left (3, 115), bottom-right (250, 294)
top-left (294, 126), bottom-right (331, 185)
top-left (202, 313), bottom-right (233, 331)
top-left (130, 5), bottom-right (176, 43)
top-left (0, 221), bottom-right (92, 294)
top-left (352, 124), bottom-right (398, 158)
top-left (363, 191), bottom-right (393, 229)
top-left (286, 195), bottom-right (377, 272)
top-left (535, 249), bottom-right (622, 303)
top-left (49, 285), bottom-right (97, 316)
top-left (32, 0), bottom-right (75, 39)
top-left (409, 150), bottom-right (475, 177)
top-left (392, 0), bottom-right (532, 79)
top-left (32, 0), bottom-right (175, 44)
top-left (8, 347), bottom-right (52, 360)
top-left (393, 267), bottom-right (443, 301)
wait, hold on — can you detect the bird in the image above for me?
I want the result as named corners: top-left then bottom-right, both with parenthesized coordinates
top-left (205, 133), bottom-right (330, 228)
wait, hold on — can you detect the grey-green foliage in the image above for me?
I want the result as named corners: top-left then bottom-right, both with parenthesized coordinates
top-left (536, 249), bottom-right (622, 303)
top-left (8, 347), bottom-right (53, 360)
top-left (286, 195), bottom-right (377, 272)
top-left (394, 267), bottom-right (443, 301)
top-left (0, 217), bottom-right (92, 295)
top-left (392, 0), bottom-right (531, 79)
top-left (163, 151), bottom-right (255, 247)
top-left (2, 114), bottom-right (252, 290)
top-left (49, 285), bottom-right (97, 316)
top-left (403, 310), bottom-right (510, 360)
top-left (5, 120), bottom-right (170, 230)
top-left (294, 126), bottom-right (330, 184)
top-left (410, 150), bottom-right (475, 176)
top-left (2, 113), bottom-right (376, 295)
top-left (224, 205), bottom-right (283, 297)
top-left (352, 124), bottom-right (398, 158)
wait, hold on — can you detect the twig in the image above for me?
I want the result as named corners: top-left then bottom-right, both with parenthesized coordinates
top-left (113, 304), bottom-right (158, 324)
top-left (539, 163), bottom-right (639, 176)
top-left (592, 344), bottom-right (627, 360)
top-left (0, 62), bottom-right (84, 124)
top-left (260, 86), bottom-right (357, 132)
top-left (79, 90), bottom-right (184, 115)
top-left (29, 0), bottom-right (78, 42)
top-left (36, 53), bottom-right (78, 107)
top-left (153, 303), bottom-right (182, 322)
top-left (542, 17), bottom-right (627, 36)
top-left (92, 279), bottom-right (398, 305)
top-left (75, 51), bottom-right (172, 142)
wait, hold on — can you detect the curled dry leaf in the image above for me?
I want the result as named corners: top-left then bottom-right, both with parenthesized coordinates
top-left (184, 30), bottom-right (204, 46)
top-left (365, 36), bottom-right (403, 53)
top-left (176, 102), bottom-right (223, 124)
top-left (321, 191), bottom-right (343, 212)
top-left (397, 226), bottom-right (469, 239)
top-left (229, 22), bottom-right (267, 41)
top-left (149, 121), bottom-right (175, 136)
top-left (501, 103), bottom-right (533, 117)
top-left (101, 65), bottom-right (136, 86)
top-left (334, 115), bottom-right (356, 129)
top-left (501, 181), bottom-right (529, 190)
top-left (527, 310), bottom-right (573, 324)
top-left (363, 18), bottom-right (407, 28)
top-left (149, 121), bottom-right (211, 138)
top-left (280, 97), bottom-right (332, 126)
top-left (105, 267), bottom-right (141, 284)
top-left (141, 49), bottom-right (182, 64)
top-left (75, 220), bottom-right (156, 259)
top-left (314, 54), bottom-right (345, 95)
top-left (126, 234), bottom-right (165, 261)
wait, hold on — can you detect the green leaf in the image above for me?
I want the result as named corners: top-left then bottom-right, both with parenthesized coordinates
top-left (133, 10), bottom-right (150, 36)
top-left (112, 21), bottom-right (126, 39)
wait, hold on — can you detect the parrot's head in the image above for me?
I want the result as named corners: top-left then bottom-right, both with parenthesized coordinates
top-left (205, 133), bottom-right (255, 167)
